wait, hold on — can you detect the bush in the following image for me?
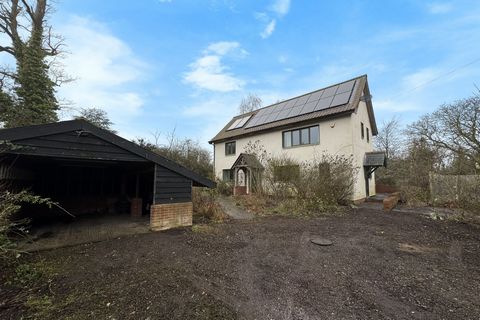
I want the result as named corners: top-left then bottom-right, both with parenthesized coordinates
top-left (192, 187), bottom-right (226, 222)
top-left (0, 190), bottom-right (56, 261)
top-left (216, 180), bottom-right (233, 196)
top-left (238, 146), bottom-right (358, 215)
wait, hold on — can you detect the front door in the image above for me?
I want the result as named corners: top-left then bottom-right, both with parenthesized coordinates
top-left (365, 168), bottom-right (370, 198)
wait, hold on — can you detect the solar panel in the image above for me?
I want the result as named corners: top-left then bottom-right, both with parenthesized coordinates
top-left (275, 101), bottom-right (289, 111)
top-left (288, 105), bottom-right (303, 118)
top-left (314, 96), bottom-right (334, 111)
top-left (246, 117), bottom-right (259, 127)
top-left (301, 100), bottom-right (317, 114)
top-left (244, 78), bottom-right (358, 129)
top-left (276, 108), bottom-right (292, 121)
top-left (255, 108), bottom-right (269, 117)
top-left (294, 95), bottom-right (310, 106)
top-left (322, 85), bottom-right (339, 98)
top-left (336, 80), bottom-right (355, 94)
top-left (255, 115), bottom-right (270, 126)
top-left (307, 90), bottom-right (324, 102)
top-left (331, 91), bottom-right (351, 107)
top-left (285, 98), bottom-right (298, 109)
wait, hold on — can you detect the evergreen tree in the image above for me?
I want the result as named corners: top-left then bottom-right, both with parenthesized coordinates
top-left (0, 89), bottom-right (14, 124)
top-left (11, 29), bottom-right (58, 127)
top-left (0, 0), bottom-right (61, 128)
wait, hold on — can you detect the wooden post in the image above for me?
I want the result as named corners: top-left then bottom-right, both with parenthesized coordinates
top-left (135, 173), bottom-right (140, 198)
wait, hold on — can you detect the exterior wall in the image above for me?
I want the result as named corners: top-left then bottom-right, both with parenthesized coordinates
top-left (151, 165), bottom-right (193, 231)
top-left (214, 116), bottom-right (354, 180)
top-left (213, 101), bottom-right (375, 201)
top-left (154, 165), bottom-right (192, 204)
top-left (350, 101), bottom-right (375, 200)
top-left (150, 202), bottom-right (193, 231)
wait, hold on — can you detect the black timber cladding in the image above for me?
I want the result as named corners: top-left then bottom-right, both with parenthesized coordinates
top-left (12, 131), bottom-right (146, 162)
top-left (154, 164), bottom-right (192, 204)
top-left (0, 119), bottom-right (215, 188)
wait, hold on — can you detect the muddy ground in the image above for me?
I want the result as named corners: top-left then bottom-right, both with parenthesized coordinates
top-left (1, 206), bottom-right (480, 319)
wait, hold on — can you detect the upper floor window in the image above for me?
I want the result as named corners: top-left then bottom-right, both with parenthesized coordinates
top-left (283, 125), bottom-right (319, 148)
top-left (366, 127), bottom-right (370, 143)
top-left (361, 122), bottom-right (365, 139)
top-left (225, 141), bottom-right (236, 155)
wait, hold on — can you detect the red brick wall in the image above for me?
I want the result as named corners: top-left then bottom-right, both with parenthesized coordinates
top-left (234, 186), bottom-right (247, 195)
top-left (150, 202), bottom-right (192, 231)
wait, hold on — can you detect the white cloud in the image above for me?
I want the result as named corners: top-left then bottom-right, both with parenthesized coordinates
top-left (261, 19), bottom-right (276, 39)
top-left (57, 16), bottom-right (146, 125)
top-left (182, 94), bottom-right (243, 146)
top-left (402, 68), bottom-right (440, 91)
top-left (427, 2), bottom-right (453, 14)
top-left (206, 41), bottom-right (240, 55)
top-left (271, 0), bottom-right (291, 17)
top-left (257, 0), bottom-right (291, 39)
top-left (183, 41), bottom-right (246, 92)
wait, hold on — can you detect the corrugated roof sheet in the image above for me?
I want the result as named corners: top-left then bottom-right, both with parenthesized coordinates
top-left (210, 74), bottom-right (375, 143)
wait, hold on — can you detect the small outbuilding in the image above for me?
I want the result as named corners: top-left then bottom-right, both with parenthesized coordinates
top-left (0, 120), bottom-right (215, 231)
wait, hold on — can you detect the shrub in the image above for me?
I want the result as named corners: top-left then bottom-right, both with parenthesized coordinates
top-left (192, 187), bottom-right (226, 222)
top-left (0, 190), bottom-right (57, 261)
top-left (216, 180), bottom-right (233, 196)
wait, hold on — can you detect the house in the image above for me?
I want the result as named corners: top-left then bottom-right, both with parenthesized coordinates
top-left (209, 75), bottom-right (385, 201)
top-left (0, 119), bottom-right (215, 231)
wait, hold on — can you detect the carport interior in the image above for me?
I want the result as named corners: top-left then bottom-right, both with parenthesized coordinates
top-left (6, 155), bottom-right (154, 225)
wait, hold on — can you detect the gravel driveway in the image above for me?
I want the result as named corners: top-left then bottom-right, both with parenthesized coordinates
top-left (2, 206), bottom-right (479, 319)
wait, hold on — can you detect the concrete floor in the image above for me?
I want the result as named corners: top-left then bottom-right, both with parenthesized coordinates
top-left (20, 214), bottom-right (150, 252)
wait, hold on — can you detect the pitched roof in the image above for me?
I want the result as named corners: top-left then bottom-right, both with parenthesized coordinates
top-left (364, 151), bottom-right (387, 167)
top-left (209, 74), bottom-right (377, 143)
top-left (0, 119), bottom-right (215, 188)
top-left (231, 153), bottom-right (264, 169)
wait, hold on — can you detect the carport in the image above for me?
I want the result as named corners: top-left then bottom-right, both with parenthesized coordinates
top-left (0, 120), bottom-right (215, 231)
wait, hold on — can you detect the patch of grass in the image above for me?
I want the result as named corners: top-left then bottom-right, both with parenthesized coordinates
top-left (24, 291), bottom-right (80, 319)
top-left (192, 224), bottom-right (216, 234)
top-left (234, 194), bottom-right (345, 217)
top-left (11, 259), bottom-right (57, 287)
top-left (25, 295), bottom-right (56, 318)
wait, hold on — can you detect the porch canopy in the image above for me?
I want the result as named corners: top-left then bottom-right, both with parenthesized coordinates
top-left (364, 151), bottom-right (387, 177)
top-left (231, 153), bottom-right (263, 195)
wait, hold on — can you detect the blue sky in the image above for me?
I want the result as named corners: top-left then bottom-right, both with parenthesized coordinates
top-left (43, 0), bottom-right (480, 146)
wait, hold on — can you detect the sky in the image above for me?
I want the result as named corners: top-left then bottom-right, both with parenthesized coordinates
top-left (5, 0), bottom-right (480, 147)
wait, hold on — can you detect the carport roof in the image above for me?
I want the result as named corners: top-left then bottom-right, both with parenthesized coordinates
top-left (0, 119), bottom-right (215, 188)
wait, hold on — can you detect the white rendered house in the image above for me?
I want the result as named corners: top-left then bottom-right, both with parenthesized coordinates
top-left (209, 75), bottom-right (385, 201)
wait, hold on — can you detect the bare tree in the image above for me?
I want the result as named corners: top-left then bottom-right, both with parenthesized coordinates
top-left (0, 0), bottom-right (67, 84)
top-left (74, 107), bottom-right (116, 133)
top-left (407, 95), bottom-right (480, 170)
top-left (374, 116), bottom-right (402, 159)
top-left (238, 93), bottom-right (262, 114)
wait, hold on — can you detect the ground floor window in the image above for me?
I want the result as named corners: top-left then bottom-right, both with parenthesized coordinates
top-left (222, 169), bottom-right (234, 182)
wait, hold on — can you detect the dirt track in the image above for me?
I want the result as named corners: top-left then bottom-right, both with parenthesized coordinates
top-left (2, 206), bottom-right (480, 319)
